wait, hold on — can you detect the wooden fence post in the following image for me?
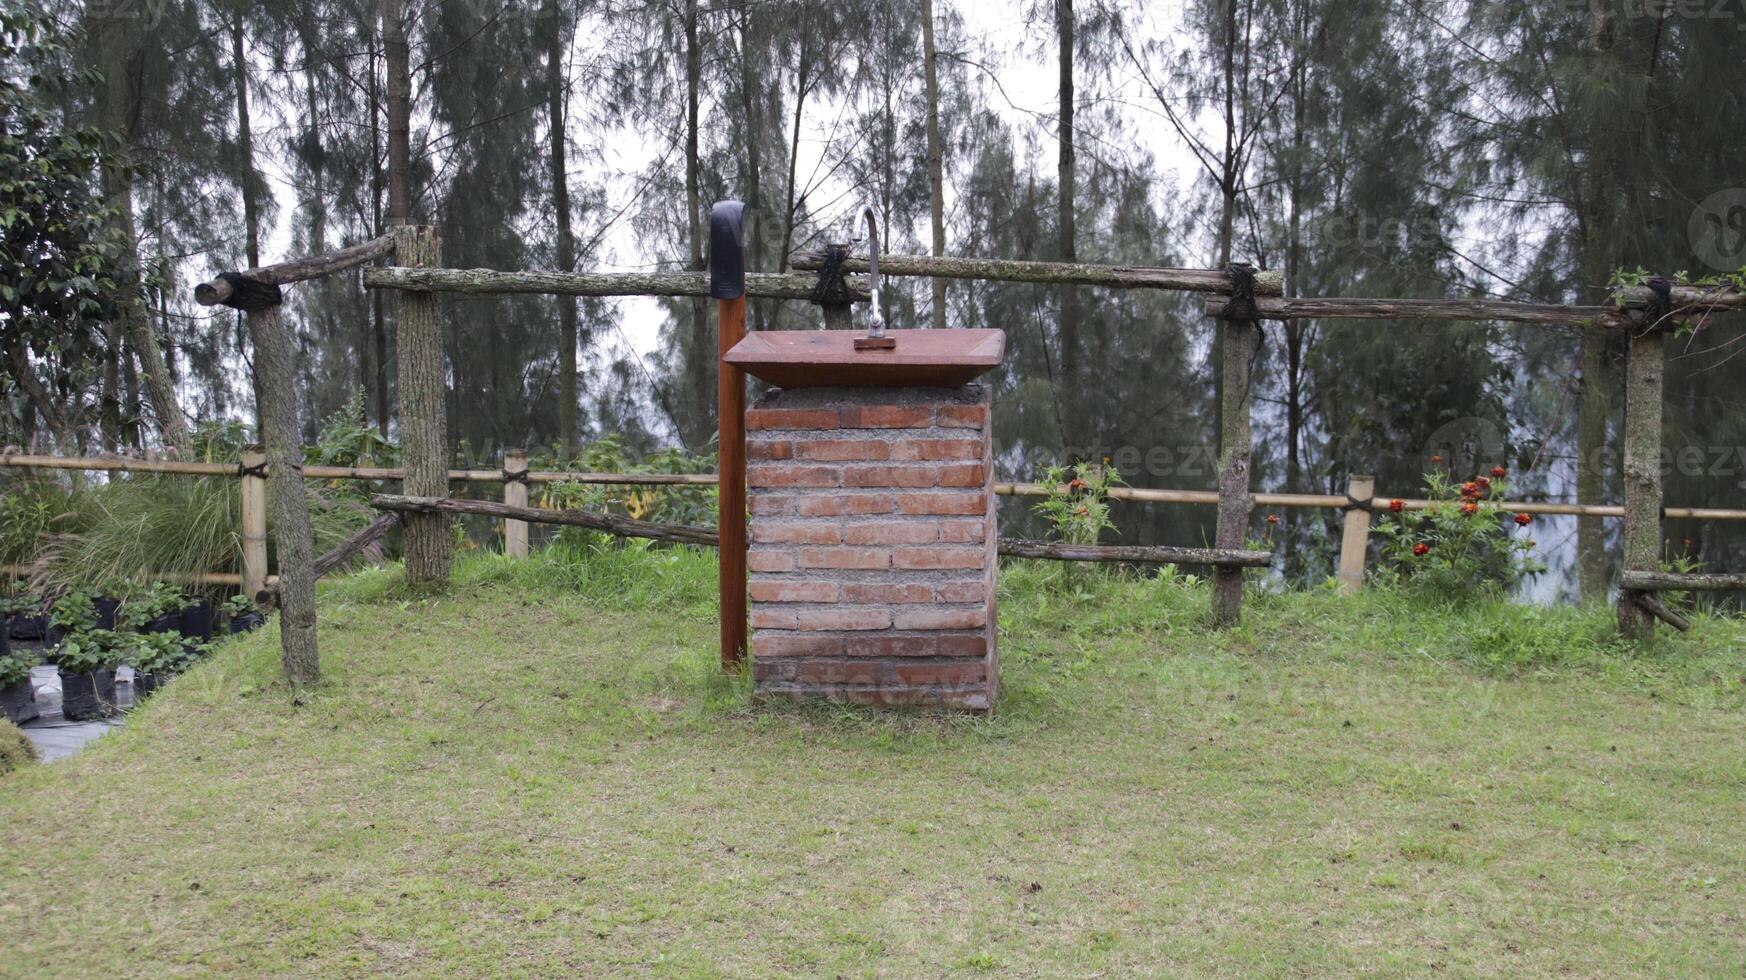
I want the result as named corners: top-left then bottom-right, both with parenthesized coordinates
top-left (1211, 270), bottom-right (1261, 628)
top-left (245, 299), bottom-right (321, 690)
top-left (1618, 324), bottom-right (1666, 640)
top-left (502, 448), bottom-right (529, 559)
top-left (1337, 474), bottom-right (1375, 595)
top-left (240, 444), bottom-right (268, 602)
top-left (393, 224), bottom-right (451, 585)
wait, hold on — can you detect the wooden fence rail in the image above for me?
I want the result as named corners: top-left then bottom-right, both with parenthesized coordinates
top-left (6, 451), bottom-right (1743, 601)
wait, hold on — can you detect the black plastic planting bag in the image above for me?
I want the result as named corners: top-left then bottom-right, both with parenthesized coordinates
top-left (58, 668), bottom-right (117, 721)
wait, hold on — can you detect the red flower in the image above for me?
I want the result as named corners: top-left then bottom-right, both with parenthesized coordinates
top-left (1067, 478), bottom-right (1086, 492)
top-left (1431, 454), bottom-right (1444, 464)
top-left (1412, 543), bottom-right (1430, 556)
top-left (1475, 475), bottom-right (1491, 490)
top-left (1389, 499), bottom-right (1405, 513)
top-left (1266, 514), bottom-right (1280, 525)
top-left (1460, 502), bottom-right (1479, 515)
top-left (1460, 481), bottom-right (1481, 498)
top-left (1490, 466), bottom-right (1508, 479)
top-left (1514, 513), bottom-right (1532, 527)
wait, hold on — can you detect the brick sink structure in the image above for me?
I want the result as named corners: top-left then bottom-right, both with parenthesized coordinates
top-left (745, 385), bottom-right (997, 710)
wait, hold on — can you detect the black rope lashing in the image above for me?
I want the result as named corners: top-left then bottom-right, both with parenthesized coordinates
top-left (502, 467), bottom-right (530, 485)
top-left (216, 272), bottom-right (284, 313)
top-left (237, 461), bottom-right (270, 480)
top-left (1343, 493), bottom-right (1375, 513)
top-left (1643, 276), bottom-right (1674, 330)
top-left (1219, 262), bottom-right (1259, 321)
top-left (809, 243), bottom-right (856, 310)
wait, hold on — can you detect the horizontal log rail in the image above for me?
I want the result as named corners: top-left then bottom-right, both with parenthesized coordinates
top-left (368, 495), bottom-right (1274, 568)
top-left (994, 539), bottom-right (1269, 567)
top-left (1203, 295), bottom-right (1645, 329)
top-left (195, 234), bottom-right (396, 305)
top-left (370, 494), bottom-right (720, 547)
top-left (7, 454), bottom-right (1746, 520)
top-left (1619, 570), bottom-right (1746, 592)
top-left (788, 250), bottom-right (1284, 295)
top-left (362, 266), bottom-right (868, 301)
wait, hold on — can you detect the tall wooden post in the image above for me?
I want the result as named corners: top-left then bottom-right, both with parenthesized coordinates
top-left (216, 278), bottom-right (321, 690)
top-left (1211, 289), bottom-right (1259, 628)
top-left (240, 444), bottom-right (268, 603)
top-left (711, 202), bottom-right (748, 671)
top-left (1618, 325), bottom-right (1665, 640)
top-left (1337, 474), bottom-right (1375, 595)
top-left (393, 224), bottom-right (452, 585)
top-left (502, 447), bottom-right (529, 559)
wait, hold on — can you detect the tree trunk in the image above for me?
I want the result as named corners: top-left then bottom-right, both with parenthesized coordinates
top-left (232, 18), bottom-right (260, 269)
top-left (368, 32), bottom-right (390, 437)
top-left (393, 225), bottom-right (451, 585)
top-left (736, 24), bottom-right (766, 330)
top-left (683, 0), bottom-right (710, 448)
top-left (1617, 327), bottom-right (1663, 640)
top-left (383, 0), bottom-right (412, 225)
top-left (1211, 317), bottom-right (1258, 627)
top-left (1055, 0), bottom-right (1080, 449)
top-left (1575, 5), bottom-right (1616, 605)
top-left (922, 0), bottom-right (947, 330)
top-left (246, 305), bottom-right (320, 691)
top-left (546, 0), bottom-right (579, 456)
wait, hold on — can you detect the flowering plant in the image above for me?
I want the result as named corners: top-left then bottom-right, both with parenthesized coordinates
top-left (1372, 469), bottom-right (1543, 599)
top-left (1032, 462), bottom-right (1123, 546)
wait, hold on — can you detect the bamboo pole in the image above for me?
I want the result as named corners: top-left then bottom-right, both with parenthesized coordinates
top-left (790, 250), bottom-right (1284, 295)
top-left (1618, 327), bottom-right (1665, 640)
top-left (0, 565), bottom-right (263, 587)
top-left (368, 495), bottom-right (1273, 568)
top-left (240, 445), bottom-right (269, 603)
top-left (502, 448), bottom-right (529, 559)
top-left (7, 453), bottom-right (1746, 520)
top-left (1337, 474), bottom-right (1375, 595)
top-left (362, 266), bottom-right (867, 301)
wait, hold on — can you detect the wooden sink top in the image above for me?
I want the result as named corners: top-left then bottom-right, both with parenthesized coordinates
top-left (723, 328), bottom-right (1005, 388)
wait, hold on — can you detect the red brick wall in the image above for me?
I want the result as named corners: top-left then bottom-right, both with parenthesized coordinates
top-left (746, 385), bottom-right (997, 710)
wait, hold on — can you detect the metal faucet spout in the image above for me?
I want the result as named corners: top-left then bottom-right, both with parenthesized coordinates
top-left (849, 203), bottom-right (884, 338)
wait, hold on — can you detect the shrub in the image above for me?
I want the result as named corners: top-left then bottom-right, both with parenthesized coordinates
top-left (1372, 469), bottom-right (1544, 600)
top-left (49, 591), bottom-right (98, 633)
top-left (0, 649), bottom-right (36, 688)
top-left (119, 581), bottom-right (187, 629)
top-left (125, 631), bottom-right (184, 676)
top-left (0, 719), bottom-right (36, 773)
top-left (1032, 462), bottom-right (1123, 546)
top-left (56, 628), bottom-right (126, 674)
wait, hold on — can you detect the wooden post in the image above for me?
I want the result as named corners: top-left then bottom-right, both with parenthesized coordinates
top-left (246, 301), bottom-right (321, 690)
top-left (1337, 474), bottom-right (1375, 595)
top-left (1618, 326), bottom-right (1665, 640)
top-left (240, 444), bottom-right (268, 603)
top-left (718, 296), bottom-right (747, 669)
top-left (502, 448), bottom-right (529, 559)
top-left (711, 201), bottom-right (749, 671)
top-left (1211, 309), bottom-right (1259, 628)
top-left (393, 224), bottom-right (452, 585)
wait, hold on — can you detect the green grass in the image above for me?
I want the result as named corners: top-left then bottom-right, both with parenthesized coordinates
top-left (4, 545), bottom-right (1746, 976)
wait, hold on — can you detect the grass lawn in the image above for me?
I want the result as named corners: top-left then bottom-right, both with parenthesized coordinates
top-left (4, 546), bottom-right (1745, 976)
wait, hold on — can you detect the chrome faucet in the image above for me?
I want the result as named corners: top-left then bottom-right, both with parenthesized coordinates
top-left (847, 203), bottom-right (884, 338)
